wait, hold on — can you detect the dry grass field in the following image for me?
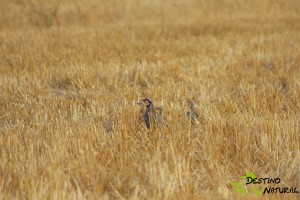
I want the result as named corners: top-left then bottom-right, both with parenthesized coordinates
top-left (1, 0), bottom-right (300, 199)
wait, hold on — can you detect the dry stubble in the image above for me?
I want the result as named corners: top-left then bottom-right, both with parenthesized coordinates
top-left (0, 0), bottom-right (300, 199)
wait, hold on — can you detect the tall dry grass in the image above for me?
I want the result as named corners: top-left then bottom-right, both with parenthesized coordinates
top-left (0, 0), bottom-right (300, 199)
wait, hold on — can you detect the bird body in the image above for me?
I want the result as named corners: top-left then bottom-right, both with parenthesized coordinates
top-left (186, 100), bottom-right (199, 125)
top-left (138, 98), bottom-right (200, 129)
top-left (142, 98), bottom-right (157, 129)
top-left (140, 98), bottom-right (165, 129)
top-left (155, 107), bottom-right (164, 124)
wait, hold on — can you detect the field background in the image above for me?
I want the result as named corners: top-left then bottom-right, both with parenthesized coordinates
top-left (1, 0), bottom-right (300, 199)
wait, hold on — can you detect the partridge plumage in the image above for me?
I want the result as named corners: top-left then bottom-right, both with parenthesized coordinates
top-left (155, 106), bottom-right (164, 124)
top-left (186, 99), bottom-right (199, 125)
top-left (141, 98), bottom-right (168, 129)
top-left (142, 98), bottom-right (157, 129)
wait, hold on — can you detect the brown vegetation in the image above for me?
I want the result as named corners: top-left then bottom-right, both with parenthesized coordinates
top-left (0, 0), bottom-right (300, 199)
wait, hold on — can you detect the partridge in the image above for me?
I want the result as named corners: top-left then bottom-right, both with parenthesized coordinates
top-left (155, 106), bottom-right (164, 124)
top-left (186, 99), bottom-right (199, 125)
top-left (142, 98), bottom-right (157, 129)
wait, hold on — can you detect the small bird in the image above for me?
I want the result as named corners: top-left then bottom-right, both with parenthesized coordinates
top-left (141, 98), bottom-right (157, 129)
top-left (186, 99), bottom-right (199, 125)
top-left (155, 106), bottom-right (164, 124)
top-left (155, 106), bottom-right (169, 129)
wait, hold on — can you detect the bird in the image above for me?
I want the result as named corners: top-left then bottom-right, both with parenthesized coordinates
top-left (155, 106), bottom-right (169, 129)
top-left (155, 106), bottom-right (164, 124)
top-left (141, 98), bottom-right (157, 129)
top-left (186, 99), bottom-right (199, 125)
top-left (138, 98), bottom-right (166, 129)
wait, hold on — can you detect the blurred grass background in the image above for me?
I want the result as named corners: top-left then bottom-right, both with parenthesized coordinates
top-left (0, 0), bottom-right (300, 199)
